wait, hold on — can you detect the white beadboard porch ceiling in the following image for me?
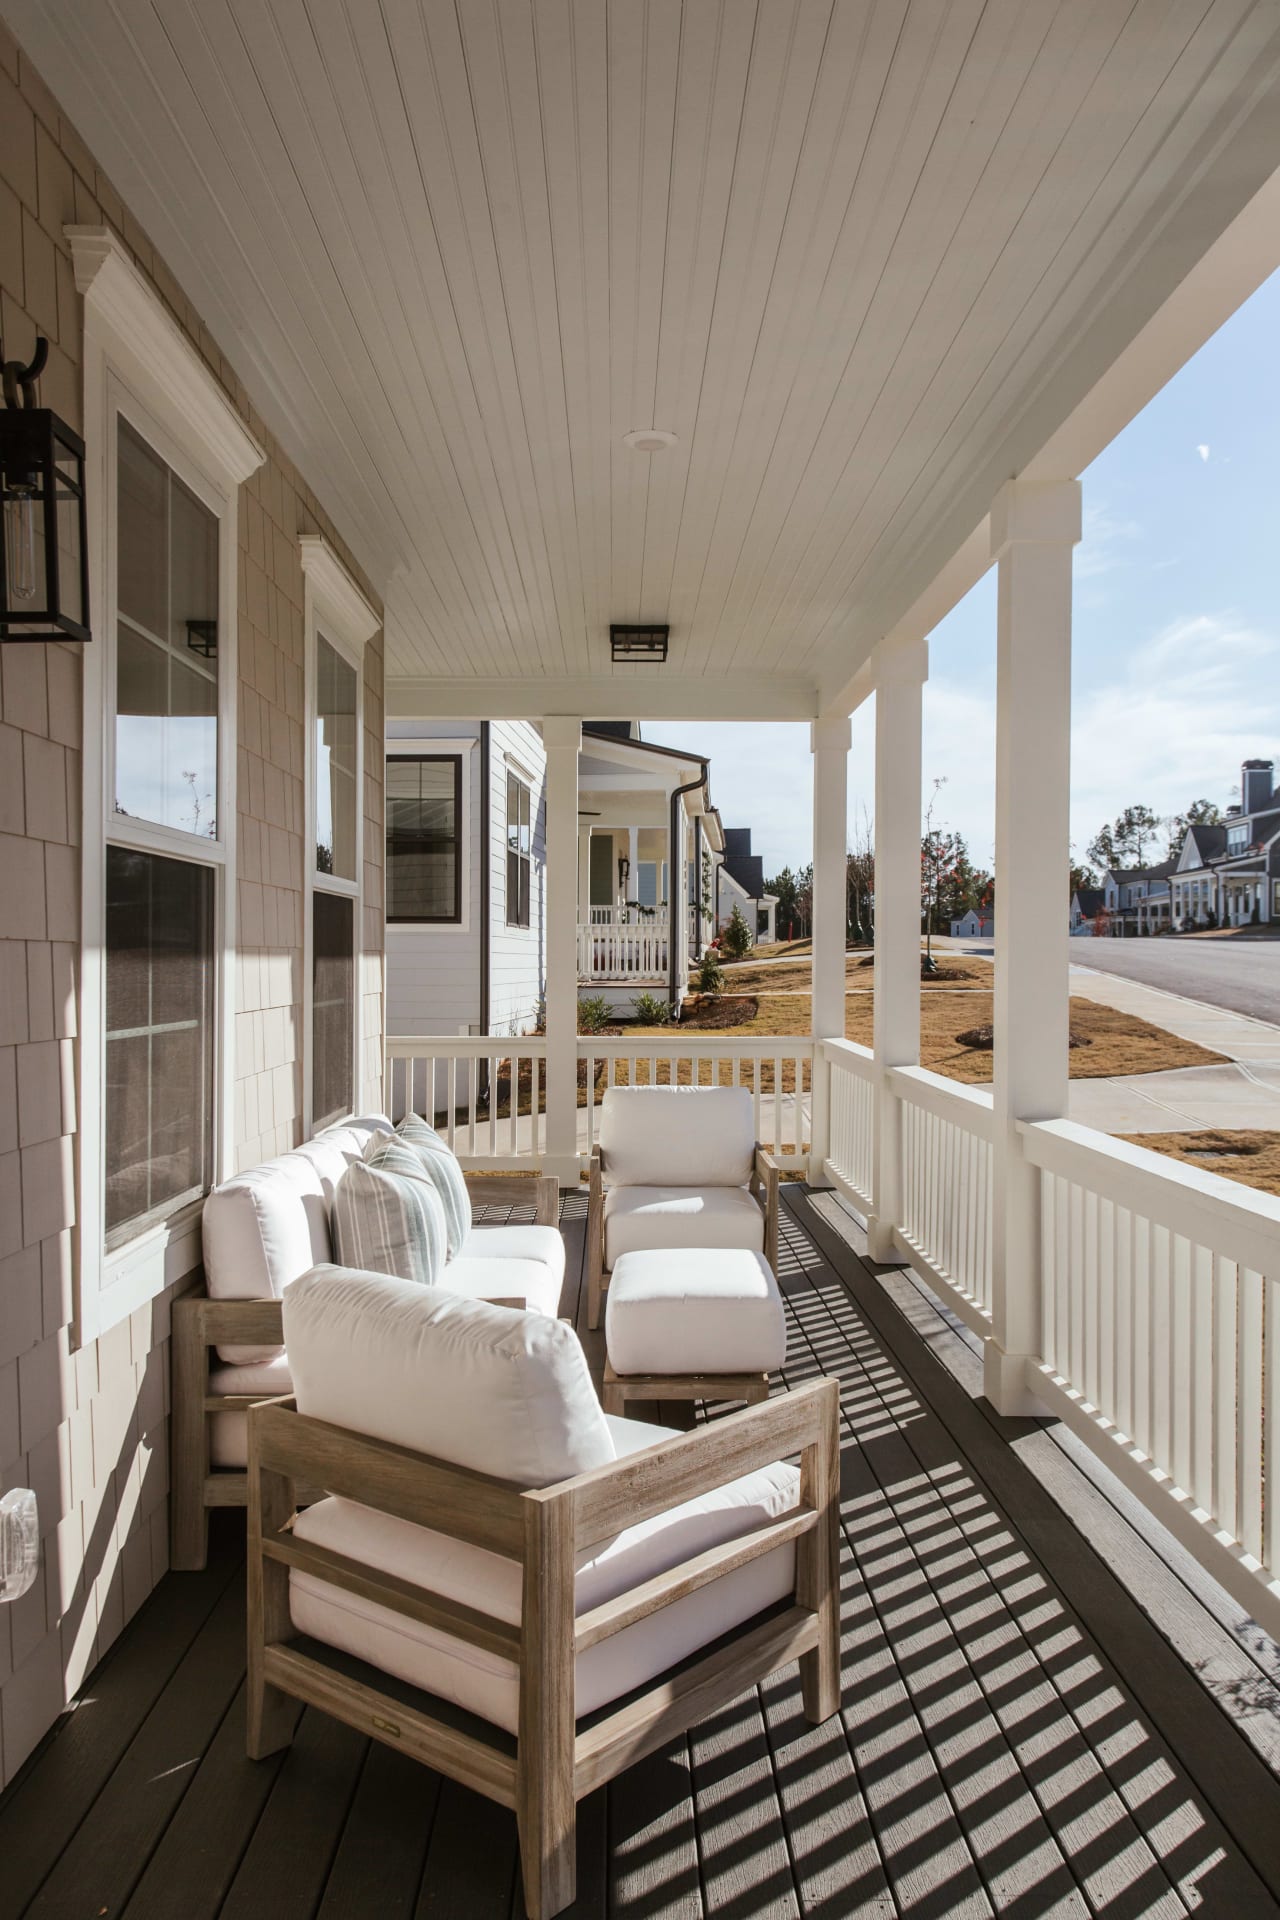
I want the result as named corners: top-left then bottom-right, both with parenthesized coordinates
top-left (10, 1), bottom-right (1280, 712)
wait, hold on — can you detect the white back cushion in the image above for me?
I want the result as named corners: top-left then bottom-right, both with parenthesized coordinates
top-left (203, 1114), bottom-right (391, 1363)
top-left (284, 1265), bottom-right (616, 1488)
top-left (599, 1086), bottom-right (755, 1188)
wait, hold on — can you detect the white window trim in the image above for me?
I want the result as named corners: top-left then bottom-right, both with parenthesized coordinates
top-left (504, 763), bottom-right (535, 933)
top-left (302, 537), bottom-right (378, 1136)
top-left (384, 735), bottom-right (475, 937)
top-left (70, 226), bottom-right (265, 1344)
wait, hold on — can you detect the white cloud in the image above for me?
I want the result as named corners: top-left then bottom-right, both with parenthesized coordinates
top-left (1073, 499), bottom-right (1141, 582)
top-left (1196, 443), bottom-right (1210, 461)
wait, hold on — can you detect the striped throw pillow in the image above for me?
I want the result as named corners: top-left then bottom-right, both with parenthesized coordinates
top-left (395, 1112), bottom-right (472, 1260)
top-left (331, 1135), bottom-right (448, 1286)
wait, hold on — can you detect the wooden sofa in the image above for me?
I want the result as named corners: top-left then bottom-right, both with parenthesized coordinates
top-left (246, 1268), bottom-right (840, 1920)
top-left (172, 1116), bottom-right (559, 1570)
top-left (586, 1085), bottom-right (781, 1331)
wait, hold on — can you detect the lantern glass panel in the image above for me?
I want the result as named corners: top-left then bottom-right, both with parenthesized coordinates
top-left (114, 418), bottom-right (219, 836)
top-left (55, 447), bottom-right (83, 630)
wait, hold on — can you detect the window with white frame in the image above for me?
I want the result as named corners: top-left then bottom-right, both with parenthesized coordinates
top-left (302, 538), bottom-right (378, 1135)
top-left (506, 770), bottom-right (532, 928)
top-left (1228, 821), bottom-right (1249, 852)
top-left (71, 226), bottom-right (264, 1340)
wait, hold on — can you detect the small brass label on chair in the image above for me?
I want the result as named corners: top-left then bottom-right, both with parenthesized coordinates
top-left (372, 1714), bottom-right (402, 1739)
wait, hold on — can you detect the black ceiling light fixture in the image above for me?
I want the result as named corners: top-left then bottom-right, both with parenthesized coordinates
top-left (0, 336), bottom-right (90, 644)
top-left (610, 623), bottom-right (669, 664)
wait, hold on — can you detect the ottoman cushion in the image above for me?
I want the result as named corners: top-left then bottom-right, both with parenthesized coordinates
top-left (603, 1184), bottom-right (764, 1265)
top-left (606, 1248), bottom-right (786, 1376)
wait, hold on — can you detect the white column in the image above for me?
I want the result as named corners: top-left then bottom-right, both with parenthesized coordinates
top-left (543, 717), bottom-right (582, 1185)
top-left (868, 640), bottom-right (927, 1260)
top-left (628, 825), bottom-right (639, 910)
top-left (987, 478), bottom-right (1081, 1414)
top-left (577, 824), bottom-right (591, 927)
top-left (809, 715), bottom-right (851, 1181)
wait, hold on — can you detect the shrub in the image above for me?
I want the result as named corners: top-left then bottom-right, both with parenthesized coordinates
top-left (720, 903), bottom-right (753, 959)
top-left (577, 994), bottom-right (612, 1035)
top-left (631, 991), bottom-right (671, 1026)
top-left (696, 951), bottom-right (725, 994)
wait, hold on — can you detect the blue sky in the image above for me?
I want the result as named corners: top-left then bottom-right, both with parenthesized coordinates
top-left (649, 266), bottom-right (1280, 881)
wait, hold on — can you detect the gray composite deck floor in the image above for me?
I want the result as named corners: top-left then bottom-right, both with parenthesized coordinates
top-left (6, 1187), bottom-right (1280, 1917)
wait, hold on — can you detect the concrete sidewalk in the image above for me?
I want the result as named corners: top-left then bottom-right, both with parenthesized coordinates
top-left (1066, 961), bottom-right (1280, 1133)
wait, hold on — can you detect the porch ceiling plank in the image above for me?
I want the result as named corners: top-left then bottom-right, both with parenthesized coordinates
top-left (8, 3), bottom-right (1280, 702)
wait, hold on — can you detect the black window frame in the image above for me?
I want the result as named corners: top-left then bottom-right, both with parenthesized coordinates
top-left (385, 752), bottom-right (464, 926)
top-left (506, 769), bottom-right (532, 929)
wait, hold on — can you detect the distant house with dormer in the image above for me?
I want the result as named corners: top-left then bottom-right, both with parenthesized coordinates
top-left (1171, 759), bottom-right (1280, 928)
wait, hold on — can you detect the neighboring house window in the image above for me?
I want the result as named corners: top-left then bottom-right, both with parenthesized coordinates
top-left (386, 756), bottom-right (462, 923)
top-left (302, 538), bottom-right (378, 1135)
top-left (71, 227), bottom-right (264, 1340)
top-left (507, 770), bottom-right (531, 927)
top-left (1228, 823), bottom-right (1248, 852)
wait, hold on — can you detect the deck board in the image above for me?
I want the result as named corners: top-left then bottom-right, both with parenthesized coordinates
top-left (9, 1185), bottom-right (1280, 1918)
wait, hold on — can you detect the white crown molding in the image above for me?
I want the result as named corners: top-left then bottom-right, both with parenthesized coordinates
top-left (66, 225), bottom-right (265, 488)
top-left (299, 535), bottom-right (380, 650)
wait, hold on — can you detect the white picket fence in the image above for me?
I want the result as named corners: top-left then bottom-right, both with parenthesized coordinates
top-left (824, 1040), bottom-right (876, 1212)
top-left (892, 1066), bottom-right (995, 1329)
top-left (384, 1036), bottom-right (547, 1166)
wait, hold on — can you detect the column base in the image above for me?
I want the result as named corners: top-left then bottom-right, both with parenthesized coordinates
top-left (865, 1214), bottom-right (897, 1265)
top-left (982, 1340), bottom-right (1048, 1418)
top-left (541, 1153), bottom-right (583, 1189)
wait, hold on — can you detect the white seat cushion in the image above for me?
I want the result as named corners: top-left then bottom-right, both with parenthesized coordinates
top-left (604, 1184), bottom-right (764, 1266)
top-left (289, 1424), bottom-right (800, 1734)
top-left (458, 1223), bottom-right (566, 1289)
top-left (202, 1116), bottom-right (392, 1363)
top-left (599, 1086), bottom-right (755, 1187)
top-left (607, 1248), bottom-right (786, 1376)
top-left (284, 1265), bottom-right (613, 1487)
top-left (208, 1353), bottom-right (293, 1468)
top-left (438, 1254), bottom-right (563, 1318)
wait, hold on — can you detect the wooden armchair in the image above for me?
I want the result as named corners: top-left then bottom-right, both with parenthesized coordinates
top-left (247, 1374), bottom-right (840, 1920)
top-left (588, 1142), bottom-right (780, 1332)
top-left (171, 1170), bottom-right (559, 1571)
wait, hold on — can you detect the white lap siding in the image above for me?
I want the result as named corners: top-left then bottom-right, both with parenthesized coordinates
top-left (490, 722), bottom-right (547, 1036)
top-left (384, 722), bottom-right (482, 1039)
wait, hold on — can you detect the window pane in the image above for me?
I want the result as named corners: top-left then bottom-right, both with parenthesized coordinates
top-left (104, 846), bottom-right (214, 1243)
top-left (316, 636), bottom-right (358, 880)
top-left (115, 419), bottom-right (219, 834)
top-left (386, 756), bottom-right (458, 922)
top-left (313, 889), bottom-right (354, 1129)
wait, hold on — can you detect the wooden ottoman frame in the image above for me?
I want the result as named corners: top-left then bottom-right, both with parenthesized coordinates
top-left (171, 1172), bottom-right (559, 1571)
top-left (246, 1376), bottom-right (841, 1920)
top-left (586, 1143), bottom-right (781, 1333)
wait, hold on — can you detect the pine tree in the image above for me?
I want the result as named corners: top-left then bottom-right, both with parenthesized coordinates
top-left (721, 902), bottom-right (753, 958)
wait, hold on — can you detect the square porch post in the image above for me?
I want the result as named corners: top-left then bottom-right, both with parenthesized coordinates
top-left (543, 717), bottom-right (583, 1185)
top-left (987, 478), bottom-right (1081, 1414)
top-left (867, 639), bottom-right (927, 1260)
top-left (809, 715), bottom-right (851, 1182)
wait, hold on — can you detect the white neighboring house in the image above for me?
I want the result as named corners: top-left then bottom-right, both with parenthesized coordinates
top-left (385, 720), bottom-right (548, 1044)
top-left (950, 909), bottom-right (989, 938)
top-left (1172, 759), bottom-right (1280, 928)
top-left (714, 827), bottom-right (778, 943)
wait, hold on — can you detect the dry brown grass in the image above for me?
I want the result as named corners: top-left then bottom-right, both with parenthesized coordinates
top-left (722, 952), bottom-right (982, 995)
top-left (722, 936), bottom-right (814, 964)
top-left (1119, 1130), bottom-right (1280, 1198)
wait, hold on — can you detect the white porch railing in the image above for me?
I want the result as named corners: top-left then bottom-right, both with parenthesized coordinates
top-left (1024, 1119), bottom-right (1280, 1634)
top-left (824, 1040), bottom-right (876, 1212)
top-left (580, 1037), bottom-right (813, 1167)
top-left (892, 1066), bottom-right (994, 1329)
top-left (577, 919), bottom-right (669, 979)
top-left (384, 1036), bottom-right (547, 1166)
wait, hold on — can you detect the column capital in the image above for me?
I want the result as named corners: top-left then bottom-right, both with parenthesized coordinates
top-left (810, 714), bottom-right (851, 754)
top-left (989, 478), bottom-right (1081, 558)
top-left (541, 716), bottom-right (582, 753)
top-left (870, 635), bottom-right (928, 690)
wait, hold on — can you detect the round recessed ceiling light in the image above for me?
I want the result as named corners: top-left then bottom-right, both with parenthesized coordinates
top-left (623, 428), bottom-right (678, 453)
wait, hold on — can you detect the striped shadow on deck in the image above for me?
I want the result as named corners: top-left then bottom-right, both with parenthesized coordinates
top-left (4, 1187), bottom-right (1280, 1916)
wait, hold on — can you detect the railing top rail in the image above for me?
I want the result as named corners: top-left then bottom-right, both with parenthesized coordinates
top-left (889, 1064), bottom-right (995, 1124)
top-left (822, 1038), bottom-right (875, 1071)
top-left (1023, 1117), bottom-right (1280, 1274)
top-left (386, 1035), bottom-right (547, 1058)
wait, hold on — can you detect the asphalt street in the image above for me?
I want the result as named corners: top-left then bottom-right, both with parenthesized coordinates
top-left (1063, 935), bottom-right (1280, 1027)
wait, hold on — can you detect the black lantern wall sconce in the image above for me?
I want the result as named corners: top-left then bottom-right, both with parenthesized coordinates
top-left (617, 853), bottom-right (631, 893)
top-left (1, 337), bottom-right (90, 644)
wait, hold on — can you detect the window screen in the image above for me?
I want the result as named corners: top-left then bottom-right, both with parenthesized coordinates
top-left (386, 756), bottom-right (462, 923)
top-left (312, 890), bottom-right (354, 1129)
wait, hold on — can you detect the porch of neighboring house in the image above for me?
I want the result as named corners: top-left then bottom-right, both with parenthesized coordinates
top-left (10, 1186), bottom-right (1280, 1920)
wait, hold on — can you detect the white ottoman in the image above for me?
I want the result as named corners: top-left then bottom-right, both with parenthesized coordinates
top-left (602, 1247), bottom-right (787, 1414)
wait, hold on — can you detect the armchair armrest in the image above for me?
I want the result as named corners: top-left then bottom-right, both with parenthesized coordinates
top-left (753, 1145), bottom-right (781, 1272)
top-left (587, 1151), bottom-right (605, 1331)
top-left (176, 1293), bottom-right (285, 1347)
top-left (463, 1171), bottom-right (560, 1226)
